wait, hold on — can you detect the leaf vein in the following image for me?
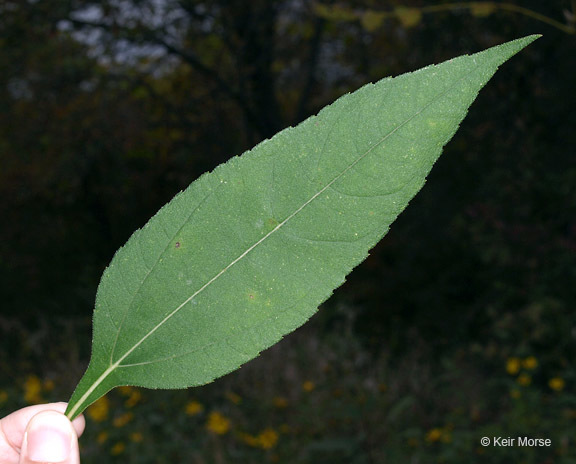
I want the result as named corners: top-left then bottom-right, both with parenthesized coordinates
top-left (110, 183), bottom-right (221, 364)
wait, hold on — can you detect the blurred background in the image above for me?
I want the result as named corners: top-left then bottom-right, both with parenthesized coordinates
top-left (1, 0), bottom-right (575, 462)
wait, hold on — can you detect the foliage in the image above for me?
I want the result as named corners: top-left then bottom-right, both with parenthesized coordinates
top-left (2, 316), bottom-right (576, 463)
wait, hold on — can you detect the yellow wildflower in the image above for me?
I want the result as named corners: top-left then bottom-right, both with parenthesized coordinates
top-left (273, 396), bottom-right (288, 409)
top-left (206, 411), bottom-right (231, 435)
top-left (118, 386), bottom-right (134, 396)
top-left (510, 388), bottom-right (521, 399)
top-left (97, 431), bottom-right (109, 444)
top-left (549, 377), bottom-right (565, 392)
top-left (240, 429), bottom-right (279, 449)
top-left (302, 380), bottom-right (315, 392)
top-left (506, 357), bottom-right (521, 375)
top-left (185, 400), bottom-right (204, 416)
top-left (425, 428), bottom-right (442, 443)
top-left (378, 383), bottom-right (387, 393)
top-left (113, 412), bottom-right (134, 428)
top-left (225, 391), bottom-right (242, 405)
top-left (87, 396), bottom-right (110, 422)
top-left (23, 375), bottom-right (43, 404)
top-left (256, 428), bottom-right (279, 449)
top-left (110, 442), bottom-right (125, 456)
top-left (0, 390), bottom-right (8, 405)
top-left (125, 390), bottom-right (142, 408)
top-left (522, 356), bottom-right (538, 370)
top-left (130, 432), bottom-right (144, 443)
top-left (517, 374), bottom-right (531, 386)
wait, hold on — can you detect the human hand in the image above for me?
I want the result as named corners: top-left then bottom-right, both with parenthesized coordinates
top-left (0, 403), bottom-right (85, 464)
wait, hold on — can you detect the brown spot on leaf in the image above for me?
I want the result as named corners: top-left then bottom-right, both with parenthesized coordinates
top-left (266, 218), bottom-right (279, 228)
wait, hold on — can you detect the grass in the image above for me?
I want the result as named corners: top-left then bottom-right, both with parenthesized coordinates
top-left (1, 312), bottom-right (575, 463)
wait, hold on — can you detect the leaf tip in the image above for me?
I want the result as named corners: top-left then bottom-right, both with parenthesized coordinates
top-left (476, 34), bottom-right (541, 68)
top-left (504, 34), bottom-right (541, 54)
top-left (523, 33), bottom-right (543, 43)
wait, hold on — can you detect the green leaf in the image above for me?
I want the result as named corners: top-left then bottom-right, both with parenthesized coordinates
top-left (66, 35), bottom-right (539, 420)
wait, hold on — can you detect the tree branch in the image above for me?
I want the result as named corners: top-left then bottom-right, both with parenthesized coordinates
top-left (67, 17), bottom-right (262, 134)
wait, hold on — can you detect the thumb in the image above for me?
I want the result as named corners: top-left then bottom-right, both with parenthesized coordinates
top-left (18, 410), bottom-right (80, 464)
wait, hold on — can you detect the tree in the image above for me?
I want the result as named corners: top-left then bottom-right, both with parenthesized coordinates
top-left (64, 0), bottom-right (332, 143)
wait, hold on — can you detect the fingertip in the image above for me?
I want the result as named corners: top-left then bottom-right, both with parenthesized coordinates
top-left (19, 410), bottom-right (80, 464)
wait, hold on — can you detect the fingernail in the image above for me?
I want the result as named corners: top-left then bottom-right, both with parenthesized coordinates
top-left (25, 411), bottom-right (73, 463)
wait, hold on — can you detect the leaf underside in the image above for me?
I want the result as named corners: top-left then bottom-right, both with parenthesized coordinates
top-left (66, 35), bottom-right (539, 419)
